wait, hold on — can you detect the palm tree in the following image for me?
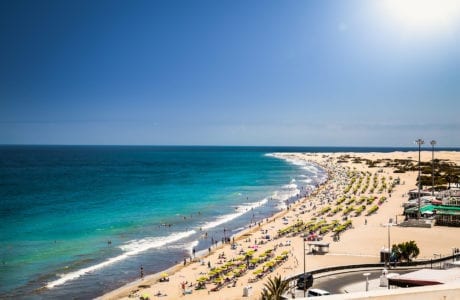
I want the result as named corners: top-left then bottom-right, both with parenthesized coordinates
top-left (392, 241), bottom-right (420, 262)
top-left (260, 276), bottom-right (290, 300)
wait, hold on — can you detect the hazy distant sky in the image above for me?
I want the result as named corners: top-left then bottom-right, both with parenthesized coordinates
top-left (1, 1), bottom-right (460, 146)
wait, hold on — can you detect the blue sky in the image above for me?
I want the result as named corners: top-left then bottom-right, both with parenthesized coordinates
top-left (1, 1), bottom-right (459, 146)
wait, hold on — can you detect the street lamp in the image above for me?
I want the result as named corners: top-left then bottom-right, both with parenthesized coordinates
top-left (383, 221), bottom-right (394, 267)
top-left (415, 139), bottom-right (424, 219)
top-left (303, 238), bottom-right (307, 297)
top-left (430, 140), bottom-right (436, 196)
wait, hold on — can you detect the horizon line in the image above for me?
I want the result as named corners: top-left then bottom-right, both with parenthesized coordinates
top-left (1, 144), bottom-right (460, 149)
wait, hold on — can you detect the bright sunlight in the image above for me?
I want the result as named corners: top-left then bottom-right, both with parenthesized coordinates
top-left (382, 0), bottom-right (460, 32)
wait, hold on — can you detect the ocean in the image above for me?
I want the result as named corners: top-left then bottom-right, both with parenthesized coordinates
top-left (0, 145), bottom-right (451, 298)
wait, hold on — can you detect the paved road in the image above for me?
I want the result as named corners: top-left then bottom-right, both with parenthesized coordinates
top-left (292, 269), bottom-right (413, 297)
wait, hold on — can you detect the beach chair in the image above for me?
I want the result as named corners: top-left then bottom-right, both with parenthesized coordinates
top-left (182, 289), bottom-right (192, 295)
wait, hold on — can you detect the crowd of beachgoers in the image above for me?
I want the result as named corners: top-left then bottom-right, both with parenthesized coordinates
top-left (102, 151), bottom-right (460, 300)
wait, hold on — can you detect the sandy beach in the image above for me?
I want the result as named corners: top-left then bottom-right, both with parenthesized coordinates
top-left (101, 151), bottom-right (460, 300)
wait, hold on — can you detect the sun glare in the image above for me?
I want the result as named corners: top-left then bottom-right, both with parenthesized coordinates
top-left (382, 0), bottom-right (460, 32)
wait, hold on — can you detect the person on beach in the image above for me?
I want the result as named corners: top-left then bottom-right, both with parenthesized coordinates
top-left (140, 266), bottom-right (144, 279)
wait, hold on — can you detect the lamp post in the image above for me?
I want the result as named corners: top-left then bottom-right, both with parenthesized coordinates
top-left (415, 139), bottom-right (424, 219)
top-left (387, 224), bottom-right (390, 266)
top-left (303, 238), bottom-right (307, 297)
top-left (430, 140), bottom-right (436, 196)
top-left (383, 221), bottom-right (393, 267)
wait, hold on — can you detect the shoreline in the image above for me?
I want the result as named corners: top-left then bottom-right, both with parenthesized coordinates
top-left (101, 169), bottom-right (329, 299)
top-left (100, 156), bottom-right (334, 300)
top-left (102, 151), bottom-right (460, 300)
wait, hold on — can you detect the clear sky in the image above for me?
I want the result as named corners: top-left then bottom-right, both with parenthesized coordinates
top-left (1, 0), bottom-right (460, 146)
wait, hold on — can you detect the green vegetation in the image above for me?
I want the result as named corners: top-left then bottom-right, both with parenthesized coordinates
top-left (356, 157), bottom-right (460, 189)
top-left (260, 275), bottom-right (290, 300)
top-left (391, 241), bottom-right (420, 262)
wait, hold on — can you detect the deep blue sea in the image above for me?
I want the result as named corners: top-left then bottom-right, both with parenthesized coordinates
top-left (0, 145), bottom-right (454, 298)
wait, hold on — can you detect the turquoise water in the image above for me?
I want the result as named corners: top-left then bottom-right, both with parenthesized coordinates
top-left (2, 145), bottom-right (447, 298)
top-left (0, 146), bottom-right (328, 298)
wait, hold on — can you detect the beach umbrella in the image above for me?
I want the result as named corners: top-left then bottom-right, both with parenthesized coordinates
top-left (197, 276), bottom-right (208, 282)
top-left (160, 272), bottom-right (168, 278)
top-left (250, 258), bottom-right (259, 264)
top-left (264, 261), bottom-right (275, 268)
top-left (213, 277), bottom-right (223, 284)
top-left (252, 269), bottom-right (263, 275)
top-left (224, 261), bottom-right (234, 267)
top-left (281, 250), bottom-right (289, 256)
top-left (275, 256), bottom-right (284, 261)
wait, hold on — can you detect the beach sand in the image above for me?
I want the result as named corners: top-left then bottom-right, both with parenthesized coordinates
top-left (100, 151), bottom-right (460, 300)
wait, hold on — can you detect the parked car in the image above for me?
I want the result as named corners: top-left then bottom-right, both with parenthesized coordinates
top-left (296, 273), bottom-right (313, 290)
top-left (307, 288), bottom-right (330, 297)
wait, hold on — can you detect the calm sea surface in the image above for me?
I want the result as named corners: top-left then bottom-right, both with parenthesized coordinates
top-left (0, 145), bottom-right (451, 298)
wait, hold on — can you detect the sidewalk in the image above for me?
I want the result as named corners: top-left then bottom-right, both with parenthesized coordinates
top-left (342, 276), bottom-right (395, 294)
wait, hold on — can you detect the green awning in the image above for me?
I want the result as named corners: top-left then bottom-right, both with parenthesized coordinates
top-left (405, 204), bottom-right (460, 214)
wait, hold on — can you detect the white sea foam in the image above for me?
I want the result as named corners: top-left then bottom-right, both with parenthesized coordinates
top-left (267, 152), bottom-right (329, 209)
top-left (283, 183), bottom-right (298, 189)
top-left (271, 184), bottom-right (301, 210)
top-left (46, 230), bottom-right (196, 289)
top-left (300, 178), bottom-right (313, 184)
top-left (165, 240), bottom-right (199, 257)
top-left (267, 153), bottom-right (328, 183)
top-left (267, 153), bottom-right (319, 171)
top-left (188, 240), bottom-right (199, 255)
top-left (201, 198), bottom-right (268, 230)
